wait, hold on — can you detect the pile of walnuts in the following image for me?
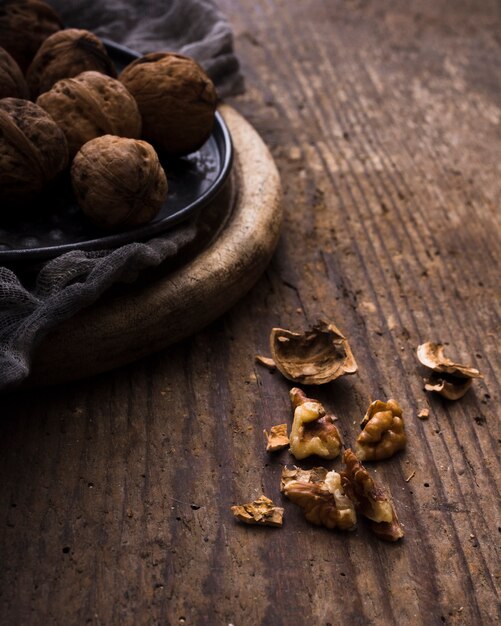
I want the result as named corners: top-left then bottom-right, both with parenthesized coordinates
top-left (0, 0), bottom-right (218, 230)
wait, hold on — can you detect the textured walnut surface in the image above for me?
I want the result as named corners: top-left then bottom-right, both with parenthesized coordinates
top-left (37, 70), bottom-right (141, 158)
top-left (355, 398), bottom-right (407, 461)
top-left (0, 48), bottom-right (29, 100)
top-left (71, 135), bottom-right (167, 231)
top-left (27, 28), bottom-right (117, 97)
top-left (0, 97), bottom-right (68, 209)
top-left (231, 495), bottom-right (284, 527)
top-left (119, 52), bottom-right (217, 156)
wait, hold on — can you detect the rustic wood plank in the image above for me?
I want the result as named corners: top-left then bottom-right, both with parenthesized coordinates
top-left (1, 0), bottom-right (500, 624)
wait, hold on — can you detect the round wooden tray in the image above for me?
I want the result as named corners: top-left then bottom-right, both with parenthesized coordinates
top-left (25, 105), bottom-right (283, 386)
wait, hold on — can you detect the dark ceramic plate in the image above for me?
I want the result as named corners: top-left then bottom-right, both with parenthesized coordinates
top-left (0, 40), bottom-right (232, 264)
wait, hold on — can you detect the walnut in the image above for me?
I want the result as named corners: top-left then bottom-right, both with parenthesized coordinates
top-left (119, 52), bottom-right (217, 156)
top-left (354, 399), bottom-right (406, 461)
top-left (26, 28), bottom-right (117, 97)
top-left (282, 467), bottom-right (357, 531)
top-left (341, 449), bottom-right (404, 541)
top-left (270, 320), bottom-right (357, 385)
top-left (417, 342), bottom-right (483, 400)
top-left (0, 0), bottom-right (62, 72)
top-left (263, 424), bottom-right (289, 452)
top-left (289, 387), bottom-right (342, 460)
top-left (231, 495), bottom-right (283, 527)
top-left (71, 135), bottom-right (167, 231)
top-left (37, 71), bottom-right (141, 158)
top-left (280, 466), bottom-right (328, 492)
top-left (0, 97), bottom-right (68, 211)
top-left (0, 48), bottom-right (29, 99)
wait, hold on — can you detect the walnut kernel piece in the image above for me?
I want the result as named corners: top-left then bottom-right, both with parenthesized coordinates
top-left (417, 408), bottom-right (430, 420)
top-left (71, 136), bottom-right (167, 231)
top-left (289, 388), bottom-right (342, 460)
top-left (280, 466), bottom-right (328, 492)
top-left (231, 495), bottom-right (284, 527)
top-left (119, 52), bottom-right (217, 156)
top-left (270, 320), bottom-right (357, 385)
top-left (282, 468), bottom-right (357, 531)
top-left (26, 28), bottom-right (117, 97)
top-left (355, 399), bottom-right (406, 461)
top-left (264, 424), bottom-right (289, 452)
top-left (341, 448), bottom-right (404, 541)
top-left (0, 48), bottom-right (29, 99)
top-left (37, 71), bottom-right (141, 158)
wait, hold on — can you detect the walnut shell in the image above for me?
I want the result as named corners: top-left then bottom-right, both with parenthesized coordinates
top-left (37, 71), bottom-right (141, 158)
top-left (0, 0), bottom-right (62, 72)
top-left (0, 97), bottom-right (68, 211)
top-left (71, 135), bottom-right (168, 231)
top-left (0, 47), bottom-right (29, 99)
top-left (119, 52), bottom-right (217, 156)
top-left (26, 28), bottom-right (117, 97)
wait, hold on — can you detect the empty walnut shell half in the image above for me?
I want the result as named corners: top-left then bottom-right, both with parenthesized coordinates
top-left (26, 28), bottom-right (117, 97)
top-left (0, 48), bottom-right (29, 99)
top-left (37, 71), bottom-right (141, 158)
top-left (417, 342), bottom-right (483, 400)
top-left (0, 97), bottom-right (68, 211)
top-left (119, 52), bottom-right (217, 156)
top-left (270, 320), bottom-right (358, 384)
top-left (71, 135), bottom-right (167, 231)
top-left (0, 0), bottom-right (63, 72)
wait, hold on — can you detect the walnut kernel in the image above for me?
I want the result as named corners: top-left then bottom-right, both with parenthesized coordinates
top-left (264, 424), bottom-right (289, 452)
top-left (355, 399), bottom-right (406, 461)
top-left (231, 495), bottom-right (284, 527)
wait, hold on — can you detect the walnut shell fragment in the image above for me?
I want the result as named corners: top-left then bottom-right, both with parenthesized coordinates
top-left (417, 342), bottom-right (483, 400)
top-left (27, 28), bottom-right (117, 97)
top-left (270, 320), bottom-right (357, 385)
top-left (0, 48), bottom-right (29, 99)
top-left (281, 466), bottom-right (357, 531)
top-left (119, 52), bottom-right (217, 156)
top-left (355, 399), bottom-right (406, 461)
top-left (264, 424), bottom-right (289, 452)
top-left (37, 71), bottom-right (141, 158)
top-left (0, 0), bottom-right (63, 72)
top-left (289, 387), bottom-right (342, 460)
top-left (71, 135), bottom-right (167, 231)
top-left (341, 449), bottom-right (404, 541)
top-left (231, 495), bottom-right (284, 527)
top-left (0, 98), bottom-right (68, 211)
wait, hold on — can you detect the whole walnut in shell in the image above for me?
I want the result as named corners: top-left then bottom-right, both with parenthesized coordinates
top-left (119, 52), bottom-right (217, 156)
top-left (71, 135), bottom-right (168, 231)
top-left (37, 71), bottom-right (141, 158)
top-left (27, 28), bottom-right (117, 97)
top-left (0, 97), bottom-right (68, 211)
top-left (0, 0), bottom-right (62, 72)
top-left (0, 48), bottom-right (29, 99)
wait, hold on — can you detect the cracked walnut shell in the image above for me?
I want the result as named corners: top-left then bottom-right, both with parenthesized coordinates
top-left (355, 399), bottom-right (406, 461)
top-left (289, 387), bottom-right (342, 460)
top-left (119, 52), bottom-right (217, 156)
top-left (27, 28), bottom-right (117, 97)
top-left (270, 320), bottom-right (357, 385)
top-left (71, 135), bottom-right (167, 231)
top-left (0, 0), bottom-right (63, 72)
top-left (37, 71), bottom-right (141, 158)
top-left (0, 97), bottom-right (68, 210)
top-left (341, 449), bottom-right (404, 541)
top-left (0, 48), bottom-right (29, 99)
top-left (282, 466), bottom-right (356, 531)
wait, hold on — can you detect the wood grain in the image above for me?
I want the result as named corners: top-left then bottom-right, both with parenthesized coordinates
top-left (1, 1), bottom-right (500, 625)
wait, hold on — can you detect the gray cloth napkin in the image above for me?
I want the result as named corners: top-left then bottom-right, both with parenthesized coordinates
top-left (0, 0), bottom-right (244, 390)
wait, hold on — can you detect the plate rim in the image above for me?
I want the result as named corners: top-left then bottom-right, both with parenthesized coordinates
top-left (0, 41), bottom-right (233, 264)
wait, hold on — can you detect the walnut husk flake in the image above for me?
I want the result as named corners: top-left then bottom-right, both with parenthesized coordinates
top-left (27, 28), bottom-right (117, 97)
top-left (270, 320), bottom-right (357, 385)
top-left (417, 342), bottom-right (482, 400)
top-left (231, 495), bottom-right (284, 527)
top-left (282, 466), bottom-right (357, 531)
top-left (341, 449), bottom-right (404, 541)
top-left (289, 387), bottom-right (342, 460)
top-left (264, 424), bottom-right (289, 452)
top-left (355, 399), bottom-right (406, 461)
top-left (0, 48), bottom-right (29, 99)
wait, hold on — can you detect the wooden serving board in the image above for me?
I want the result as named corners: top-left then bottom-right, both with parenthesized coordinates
top-left (25, 105), bottom-right (283, 386)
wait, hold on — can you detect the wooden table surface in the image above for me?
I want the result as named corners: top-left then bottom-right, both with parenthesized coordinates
top-left (1, 1), bottom-right (500, 624)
